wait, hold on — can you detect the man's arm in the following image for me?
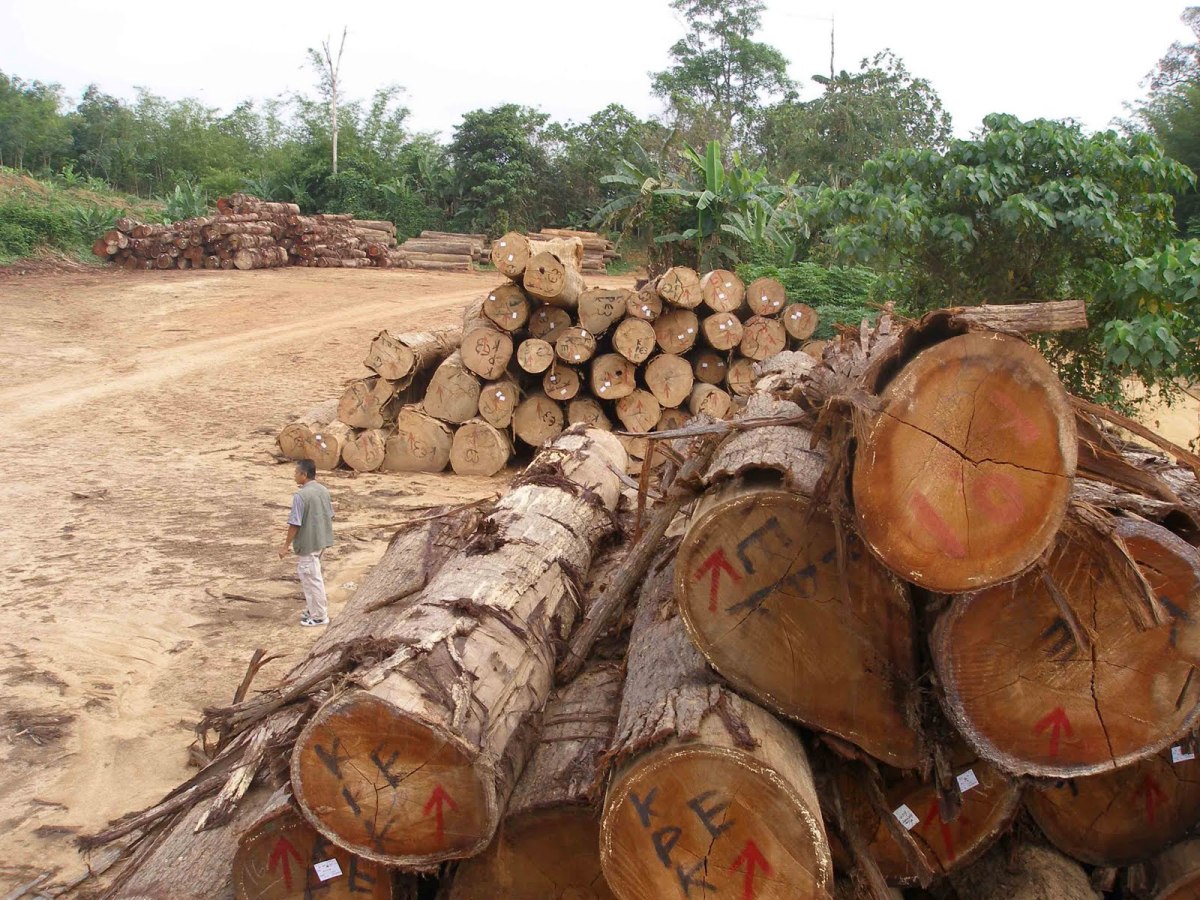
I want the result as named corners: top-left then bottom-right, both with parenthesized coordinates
top-left (279, 492), bottom-right (304, 558)
top-left (279, 524), bottom-right (299, 559)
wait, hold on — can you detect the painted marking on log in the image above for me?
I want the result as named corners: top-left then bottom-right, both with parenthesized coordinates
top-left (989, 390), bottom-right (1042, 445)
top-left (1137, 775), bottom-right (1168, 825)
top-left (736, 516), bottom-right (792, 574)
top-left (1040, 618), bottom-right (1076, 661)
top-left (346, 857), bottom-right (378, 893)
top-left (687, 790), bottom-right (734, 838)
top-left (315, 737), bottom-right (350, 779)
top-left (628, 787), bottom-right (744, 893)
top-left (423, 784), bottom-right (458, 844)
top-left (268, 837), bottom-right (303, 891)
top-left (731, 839), bottom-right (772, 900)
top-left (1161, 595), bottom-right (1193, 649)
top-left (1034, 707), bottom-right (1073, 757)
top-left (919, 800), bottom-right (965, 863)
top-left (370, 746), bottom-right (403, 787)
top-left (971, 471), bottom-right (1025, 525)
top-left (694, 548), bottom-right (741, 612)
top-left (911, 491), bottom-right (967, 559)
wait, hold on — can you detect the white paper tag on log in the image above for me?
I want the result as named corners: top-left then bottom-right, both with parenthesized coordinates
top-left (1172, 745), bottom-right (1196, 763)
top-left (313, 859), bottom-right (343, 882)
top-left (893, 804), bottom-right (919, 831)
top-left (956, 769), bottom-right (981, 793)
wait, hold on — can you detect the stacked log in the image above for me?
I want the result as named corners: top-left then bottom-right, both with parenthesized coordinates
top-left (529, 227), bottom-right (618, 273)
top-left (93, 194), bottom-right (407, 271)
top-left (85, 296), bottom-right (1200, 900)
top-left (391, 231), bottom-right (487, 271)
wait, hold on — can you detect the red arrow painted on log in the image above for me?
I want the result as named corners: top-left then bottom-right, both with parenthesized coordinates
top-left (268, 837), bottom-right (303, 890)
top-left (910, 491), bottom-right (967, 559)
top-left (919, 799), bottom-right (969, 862)
top-left (1137, 775), bottom-right (1168, 825)
top-left (423, 784), bottom-right (458, 844)
top-left (694, 548), bottom-right (741, 612)
top-left (1034, 707), bottom-right (1073, 757)
top-left (731, 839), bottom-right (772, 900)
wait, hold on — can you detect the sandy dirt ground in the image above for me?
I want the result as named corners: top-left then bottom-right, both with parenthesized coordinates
top-left (0, 265), bottom-right (1195, 895)
top-left (0, 265), bottom-right (611, 894)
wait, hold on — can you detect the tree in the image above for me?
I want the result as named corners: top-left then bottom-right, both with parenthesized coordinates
top-left (650, 0), bottom-right (793, 150)
top-left (814, 114), bottom-right (1199, 406)
top-left (760, 51), bottom-right (952, 187)
top-left (0, 72), bottom-right (70, 171)
top-left (307, 28), bottom-right (347, 175)
top-left (447, 104), bottom-right (551, 234)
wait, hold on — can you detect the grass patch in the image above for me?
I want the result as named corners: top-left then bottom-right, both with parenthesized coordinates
top-left (736, 261), bottom-right (891, 340)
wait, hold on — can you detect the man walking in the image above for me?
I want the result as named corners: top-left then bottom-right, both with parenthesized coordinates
top-left (278, 459), bottom-right (334, 627)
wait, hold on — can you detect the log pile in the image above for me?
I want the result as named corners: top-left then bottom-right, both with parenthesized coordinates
top-left (526, 227), bottom-right (618, 273)
top-left (278, 245), bottom-right (826, 478)
top-left (81, 299), bottom-right (1200, 900)
top-left (391, 231), bottom-right (488, 271)
top-left (92, 194), bottom-right (409, 271)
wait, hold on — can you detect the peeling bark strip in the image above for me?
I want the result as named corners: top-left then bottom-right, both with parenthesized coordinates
top-left (835, 745), bottom-right (1020, 884)
top-left (601, 557), bottom-right (833, 900)
top-left (447, 660), bottom-right (622, 899)
top-left (933, 518), bottom-right (1200, 778)
top-left (853, 332), bottom-right (1077, 593)
top-left (234, 795), bottom-right (393, 899)
top-left (291, 429), bottom-right (627, 867)
top-left (676, 396), bottom-right (922, 770)
top-left (1027, 747), bottom-right (1200, 866)
top-left (947, 843), bottom-right (1099, 900)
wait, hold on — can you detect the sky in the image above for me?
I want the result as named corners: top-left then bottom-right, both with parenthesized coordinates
top-left (2, 0), bottom-right (1196, 140)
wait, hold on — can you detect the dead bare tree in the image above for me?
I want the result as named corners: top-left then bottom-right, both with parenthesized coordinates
top-left (307, 28), bottom-right (348, 175)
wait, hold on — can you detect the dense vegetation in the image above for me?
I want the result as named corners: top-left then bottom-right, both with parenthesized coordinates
top-left (4, 0), bottom-right (1200, 405)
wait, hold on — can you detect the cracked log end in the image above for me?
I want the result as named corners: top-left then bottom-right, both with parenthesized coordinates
top-left (835, 748), bottom-right (1020, 884)
top-left (853, 332), bottom-right (1077, 593)
top-left (291, 692), bottom-right (494, 867)
top-left (600, 720), bottom-right (832, 899)
top-left (1028, 746), bottom-right (1200, 866)
top-left (675, 483), bottom-right (922, 769)
top-left (933, 517), bottom-right (1200, 778)
top-left (233, 805), bottom-right (393, 899)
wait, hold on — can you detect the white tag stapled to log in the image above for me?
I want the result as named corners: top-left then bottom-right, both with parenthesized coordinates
top-left (1172, 745), bottom-right (1196, 763)
top-left (893, 804), bottom-right (919, 831)
top-left (313, 859), bottom-right (343, 881)
top-left (956, 768), bottom-right (981, 793)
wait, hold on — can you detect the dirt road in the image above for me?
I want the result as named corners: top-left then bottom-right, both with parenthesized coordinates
top-left (0, 266), bottom-right (521, 893)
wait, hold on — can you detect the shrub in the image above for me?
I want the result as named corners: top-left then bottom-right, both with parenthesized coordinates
top-left (737, 261), bottom-right (884, 339)
top-left (0, 202), bottom-right (75, 257)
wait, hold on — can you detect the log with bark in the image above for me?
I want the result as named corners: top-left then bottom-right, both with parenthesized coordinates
top-left (1151, 838), bottom-right (1200, 899)
top-left (946, 843), bottom-right (1099, 899)
top-left (338, 376), bottom-right (398, 430)
top-left (700, 268), bottom-right (745, 312)
top-left (512, 393), bottom-right (565, 448)
top-left (422, 351), bottom-right (482, 425)
top-left (674, 395), bottom-right (923, 769)
top-left (523, 250), bottom-right (586, 309)
top-left (383, 407), bottom-right (454, 473)
top-left (341, 427), bottom-right (390, 473)
top-left (654, 266), bottom-right (702, 309)
top-left (460, 299), bottom-right (514, 381)
top-left (600, 554), bottom-right (834, 899)
top-left (277, 401), bottom-right (340, 462)
top-left (449, 419), bottom-right (512, 476)
top-left (445, 660), bottom-right (622, 900)
top-left (933, 517), bottom-right (1200, 777)
top-left (290, 429), bottom-right (627, 867)
top-left (363, 328), bottom-right (461, 387)
top-left (746, 277), bottom-right (788, 318)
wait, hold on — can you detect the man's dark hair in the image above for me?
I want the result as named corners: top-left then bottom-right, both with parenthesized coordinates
top-left (296, 459), bottom-right (317, 480)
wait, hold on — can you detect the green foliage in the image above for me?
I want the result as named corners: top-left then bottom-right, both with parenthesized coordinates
top-left (0, 201), bottom-right (74, 257)
top-left (69, 203), bottom-right (122, 235)
top-left (814, 114), bottom-right (1198, 405)
top-left (159, 182), bottom-right (210, 222)
top-left (651, 0), bottom-right (792, 149)
top-left (737, 261), bottom-right (881, 339)
top-left (760, 51), bottom-right (952, 187)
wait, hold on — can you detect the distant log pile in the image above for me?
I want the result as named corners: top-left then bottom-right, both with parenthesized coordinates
top-left (81, 286), bottom-right (1200, 899)
top-left (391, 231), bottom-right (488, 271)
top-left (527, 227), bottom-right (617, 273)
top-left (277, 241), bottom-right (825, 477)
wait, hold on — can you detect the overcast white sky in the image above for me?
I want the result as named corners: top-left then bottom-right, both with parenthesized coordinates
top-left (2, 1), bottom-right (1196, 140)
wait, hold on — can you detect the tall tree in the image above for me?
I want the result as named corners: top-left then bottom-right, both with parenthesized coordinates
top-left (760, 51), bottom-right (952, 187)
top-left (448, 104), bottom-right (550, 234)
top-left (307, 28), bottom-right (347, 175)
top-left (650, 0), bottom-right (793, 149)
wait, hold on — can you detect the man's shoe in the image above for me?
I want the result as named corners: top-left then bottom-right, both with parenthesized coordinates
top-left (300, 612), bottom-right (329, 627)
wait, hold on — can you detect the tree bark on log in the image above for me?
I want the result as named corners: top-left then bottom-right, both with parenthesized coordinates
top-left (853, 332), bottom-right (1078, 593)
top-left (947, 843), bottom-right (1099, 899)
top-left (933, 517), bottom-right (1200, 777)
top-left (383, 407), bottom-right (453, 473)
top-left (233, 792), bottom-right (395, 899)
top-left (341, 428), bottom-right (390, 473)
top-left (523, 250), bottom-right (586, 309)
top-left (445, 661), bottom-right (622, 900)
top-left (423, 351), bottom-right (482, 425)
top-left (1151, 838), bottom-right (1200, 899)
top-left (450, 419), bottom-right (512, 477)
top-left (611, 318), bottom-right (656, 364)
top-left (600, 556), bottom-right (834, 899)
top-left (655, 266), bottom-right (702, 309)
top-left (1027, 746), bottom-right (1200, 865)
top-left (747, 277), bottom-right (788, 317)
top-left (512, 393), bottom-right (565, 448)
top-left (676, 396), bottom-right (922, 769)
top-left (701, 269), bottom-right (745, 313)
top-left (290, 430), bottom-right (627, 867)
top-left (363, 328), bottom-right (461, 387)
